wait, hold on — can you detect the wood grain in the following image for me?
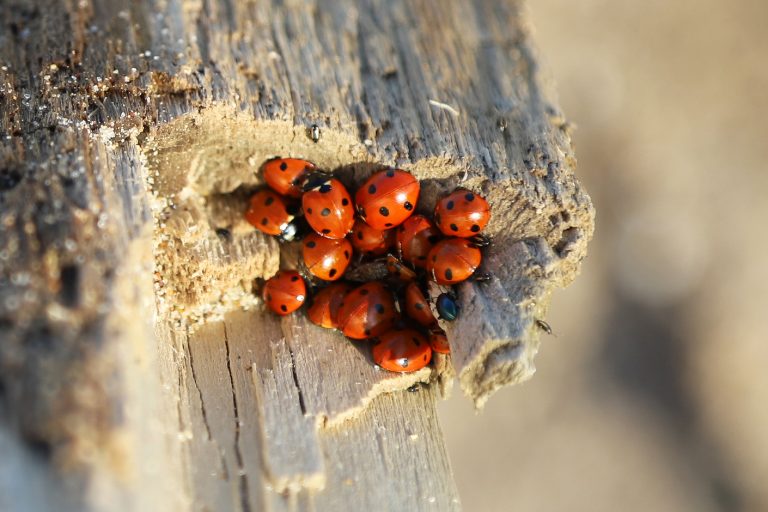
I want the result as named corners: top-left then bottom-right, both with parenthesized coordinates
top-left (0, 0), bottom-right (593, 509)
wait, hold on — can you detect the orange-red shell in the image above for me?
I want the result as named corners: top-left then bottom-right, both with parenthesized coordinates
top-left (350, 219), bottom-right (395, 256)
top-left (245, 189), bottom-right (293, 236)
top-left (262, 271), bottom-right (306, 315)
top-left (307, 282), bottom-right (352, 329)
top-left (372, 328), bottom-right (432, 372)
top-left (403, 282), bottom-right (437, 328)
top-left (434, 189), bottom-right (490, 238)
top-left (302, 178), bottom-right (355, 239)
top-left (262, 157), bottom-right (316, 198)
top-left (428, 329), bottom-right (451, 354)
top-left (355, 169), bottom-right (419, 230)
top-left (397, 215), bottom-right (441, 268)
top-left (302, 232), bottom-right (353, 281)
top-left (336, 281), bottom-right (398, 339)
top-left (426, 238), bottom-right (482, 285)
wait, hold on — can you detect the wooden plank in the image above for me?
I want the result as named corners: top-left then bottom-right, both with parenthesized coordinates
top-left (0, 0), bottom-right (594, 509)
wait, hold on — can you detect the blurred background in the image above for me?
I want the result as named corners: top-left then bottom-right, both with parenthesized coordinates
top-left (438, 0), bottom-right (768, 510)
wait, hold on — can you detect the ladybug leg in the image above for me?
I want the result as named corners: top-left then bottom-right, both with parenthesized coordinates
top-left (469, 234), bottom-right (491, 248)
top-left (472, 272), bottom-right (492, 282)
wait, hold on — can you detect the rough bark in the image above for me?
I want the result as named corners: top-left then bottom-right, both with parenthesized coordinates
top-left (0, 0), bottom-right (593, 510)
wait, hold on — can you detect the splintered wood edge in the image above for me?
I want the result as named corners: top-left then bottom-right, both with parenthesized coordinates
top-left (144, 103), bottom-right (591, 419)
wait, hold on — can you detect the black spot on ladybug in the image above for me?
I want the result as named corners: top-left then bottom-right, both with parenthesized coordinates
top-left (386, 169), bottom-right (395, 177)
top-left (356, 231), bottom-right (364, 240)
top-left (344, 250), bottom-right (350, 259)
top-left (375, 304), bottom-right (385, 314)
top-left (385, 223), bottom-right (392, 227)
top-left (261, 218), bottom-right (268, 226)
top-left (465, 192), bottom-right (475, 201)
top-left (415, 302), bottom-right (424, 310)
top-left (450, 223), bottom-right (458, 232)
top-left (321, 207), bottom-right (331, 216)
top-left (342, 198), bottom-right (349, 206)
top-left (360, 288), bottom-right (369, 296)
top-left (412, 337), bottom-right (421, 346)
top-left (368, 184), bottom-right (377, 194)
top-left (307, 208), bottom-right (313, 214)
top-left (322, 229), bottom-right (331, 235)
top-left (319, 184), bottom-right (332, 193)
top-left (427, 234), bottom-right (440, 244)
top-left (471, 224), bottom-right (480, 232)
top-left (404, 201), bottom-right (413, 211)
top-left (379, 206), bottom-right (389, 217)
top-left (307, 240), bottom-right (316, 248)
top-left (265, 196), bottom-right (274, 206)
top-left (280, 162), bottom-right (288, 171)
top-left (417, 255), bottom-right (427, 261)
top-left (446, 200), bottom-right (454, 210)
top-left (423, 354), bottom-right (428, 361)
top-left (329, 268), bottom-right (337, 278)
top-left (445, 268), bottom-right (453, 280)
top-left (291, 275), bottom-right (299, 282)
top-left (280, 304), bottom-right (288, 312)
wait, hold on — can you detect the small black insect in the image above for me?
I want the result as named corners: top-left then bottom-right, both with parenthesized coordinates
top-left (535, 319), bottom-right (553, 336)
top-left (307, 124), bottom-right (321, 143)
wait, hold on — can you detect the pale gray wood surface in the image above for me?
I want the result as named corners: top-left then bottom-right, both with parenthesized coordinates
top-left (0, 0), bottom-right (593, 510)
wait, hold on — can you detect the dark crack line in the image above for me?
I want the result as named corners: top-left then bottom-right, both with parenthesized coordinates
top-left (185, 327), bottom-right (213, 441)
top-left (223, 323), bottom-right (252, 512)
top-left (288, 348), bottom-right (307, 415)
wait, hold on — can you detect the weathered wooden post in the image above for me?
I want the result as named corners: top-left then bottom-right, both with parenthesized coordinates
top-left (0, 0), bottom-right (593, 510)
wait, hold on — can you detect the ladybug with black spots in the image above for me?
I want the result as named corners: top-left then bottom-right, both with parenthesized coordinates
top-left (307, 282), bottom-right (352, 329)
top-left (262, 270), bottom-right (307, 315)
top-left (426, 238), bottom-right (482, 285)
top-left (349, 219), bottom-right (395, 256)
top-left (434, 189), bottom-right (490, 237)
top-left (372, 327), bottom-right (432, 372)
top-left (302, 176), bottom-right (355, 239)
top-left (355, 169), bottom-right (420, 230)
top-left (403, 282), bottom-right (438, 328)
top-left (302, 232), bottom-right (353, 281)
top-left (245, 189), bottom-right (296, 239)
top-left (396, 214), bottom-right (441, 269)
top-left (262, 157), bottom-right (316, 198)
top-left (336, 281), bottom-right (398, 339)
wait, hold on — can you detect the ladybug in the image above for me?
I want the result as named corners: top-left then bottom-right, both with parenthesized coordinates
top-left (336, 281), bottom-right (398, 339)
top-left (428, 329), bottom-right (451, 354)
top-left (302, 177), bottom-right (355, 239)
top-left (434, 189), bottom-right (490, 237)
top-left (307, 282), bottom-right (352, 329)
top-left (436, 293), bottom-right (459, 321)
top-left (302, 232), bottom-right (353, 281)
top-left (262, 270), bottom-right (307, 316)
top-left (403, 282), bottom-right (437, 328)
top-left (372, 327), bottom-right (432, 372)
top-left (386, 254), bottom-right (417, 283)
top-left (355, 169), bottom-right (420, 230)
top-left (350, 219), bottom-right (395, 256)
top-left (262, 157), bottom-right (316, 198)
top-left (245, 189), bottom-right (295, 238)
top-left (396, 215), bottom-right (441, 269)
top-left (426, 238), bottom-right (482, 285)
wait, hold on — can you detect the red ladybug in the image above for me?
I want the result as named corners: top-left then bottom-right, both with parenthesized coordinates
top-left (434, 189), bottom-right (490, 237)
top-left (403, 282), bottom-right (437, 328)
top-left (336, 281), bottom-right (398, 339)
top-left (397, 215), bottom-right (441, 269)
top-left (262, 157), bottom-right (316, 198)
top-left (245, 189), bottom-right (294, 237)
top-left (428, 329), bottom-right (450, 354)
top-left (350, 219), bottom-right (395, 256)
top-left (307, 282), bottom-right (352, 329)
top-left (372, 328), bottom-right (432, 372)
top-left (355, 169), bottom-right (419, 230)
top-left (426, 238), bottom-right (482, 285)
top-left (262, 270), bottom-right (307, 315)
top-left (302, 232), bottom-right (353, 281)
top-left (302, 178), bottom-right (355, 239)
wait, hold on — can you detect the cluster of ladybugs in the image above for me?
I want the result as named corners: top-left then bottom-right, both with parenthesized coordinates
top-left (245, 158), bottom-right (490, 373)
